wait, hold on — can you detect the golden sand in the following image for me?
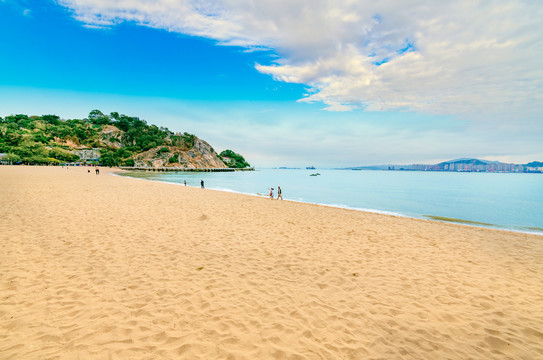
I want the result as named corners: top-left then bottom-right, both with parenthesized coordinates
top-left (1, 165), bottom-right (542, 359)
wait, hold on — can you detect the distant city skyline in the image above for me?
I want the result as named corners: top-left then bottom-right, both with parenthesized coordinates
top-left (1, 0), bottom-right (542, 167)
top-left (340, 158), bottom-right (543, 173)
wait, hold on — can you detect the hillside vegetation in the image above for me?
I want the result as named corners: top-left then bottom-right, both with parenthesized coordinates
top-left (218, 149), bottom-right (251, 168)
top-left (0, 110), bottom-right (250, 169)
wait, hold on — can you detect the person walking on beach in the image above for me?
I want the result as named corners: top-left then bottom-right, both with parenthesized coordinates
top-left (201, 180), bottom-right (204, 189)
top-left (269, 188), bottom-right (274, 199)
top-left (184, 180), bottom-right (187, 186)
top-left (277, 186), bottom-right (283, 200)
top-left (95, 168), bottom-right (99, 175)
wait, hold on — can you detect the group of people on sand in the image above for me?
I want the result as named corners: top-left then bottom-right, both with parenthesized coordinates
top-left (179, 180), bottom-right (204, 187)
top-left (269, 186), bottom-right (283, 200)
top-left (181, 180), bottom-right (204, 188)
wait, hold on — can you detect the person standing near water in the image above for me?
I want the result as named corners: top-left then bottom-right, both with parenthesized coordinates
top-left (277, 186), bottom-right (283, 200)
top-left (269, 188), bottom-right (274, 199)
top-left (184, 180), bottom-right (187, 186)
top-left (201, 180), bottom-right (204, 189)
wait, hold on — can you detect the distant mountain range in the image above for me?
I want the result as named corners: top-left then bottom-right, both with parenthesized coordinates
top-left (341, 158), bottom-right (543, 173)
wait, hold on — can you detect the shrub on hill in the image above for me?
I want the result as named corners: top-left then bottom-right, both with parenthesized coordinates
top-left (170, 132), bottom-right (196, 149)
top-left (169, 155), bottom-right (178, 164)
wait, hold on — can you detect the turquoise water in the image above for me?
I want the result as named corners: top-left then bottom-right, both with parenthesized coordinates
top-left (119, 169), bottom-right (543, 235)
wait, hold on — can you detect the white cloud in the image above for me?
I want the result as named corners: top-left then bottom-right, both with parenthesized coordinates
top-left (57, 0), bottom-right (543, 120)
top-left (2, 86), bottom-right (542, 166)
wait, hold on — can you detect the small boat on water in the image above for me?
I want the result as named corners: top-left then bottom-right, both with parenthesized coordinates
top-left (310, 173), bottom-right (320, 176)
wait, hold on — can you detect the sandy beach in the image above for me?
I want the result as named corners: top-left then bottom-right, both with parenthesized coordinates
top-left (1, 165), bottom-right (542, 359)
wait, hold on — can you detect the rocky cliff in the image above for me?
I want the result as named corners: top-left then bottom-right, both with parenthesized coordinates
top-left (132, 136), bottom-right (228, 168)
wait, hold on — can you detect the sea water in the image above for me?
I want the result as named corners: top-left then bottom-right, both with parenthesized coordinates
top-left (119, 169), bottom-right (543, 235)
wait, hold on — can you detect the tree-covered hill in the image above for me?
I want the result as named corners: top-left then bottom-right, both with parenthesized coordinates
top-left (218, 149), bottom-right (251, 168)
top-left (0, 110), bottom-right (251, 169)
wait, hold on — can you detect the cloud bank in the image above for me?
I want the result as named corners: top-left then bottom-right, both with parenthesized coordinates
top-left (58, 0), bottom-right (543, 118)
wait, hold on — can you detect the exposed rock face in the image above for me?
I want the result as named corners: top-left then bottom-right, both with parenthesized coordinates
top-left (72, 148), bottom-right (101, 161)
top-left (54, 138), bottom-right (83, 149)
top-left (100, 126), bottom-right (123, 149)
top-left (132, 137), bottom-right (228, 168)
top-left (50, 120), bottom-right (234, 168)
top-left (193, 138), bottom-right (228, 168)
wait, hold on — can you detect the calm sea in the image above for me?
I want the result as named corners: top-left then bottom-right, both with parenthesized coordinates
top-left (119, 169), bottom-right (543, 235)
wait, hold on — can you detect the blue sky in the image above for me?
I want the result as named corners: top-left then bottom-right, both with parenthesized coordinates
top-left (1, 0), bottom-right (542, 167)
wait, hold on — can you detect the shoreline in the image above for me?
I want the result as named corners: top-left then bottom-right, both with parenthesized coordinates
top-left (2, 165), bottom-right (543, 359)
top-left (115, 170), bottom-right (543, 237)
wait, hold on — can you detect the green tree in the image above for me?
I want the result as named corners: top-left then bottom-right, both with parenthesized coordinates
top-left (32, 132), bottom-right (49, 144)
top-left (116, 147), bottom-right (133, 159)
top-left (99, 150), bottom-right (119, 167)
top-left (4, 130), bottom-right (22, 146)
top-left (88, 109), bottom-right (105, 120)
top-left (169, 154), bottom-right (178, 164)
top-left (3, 153), bottom-right (21, 163)
top-left (50, 147), bottom-right (79, 162)
top-left (41, 114), bottom-right (61, 125)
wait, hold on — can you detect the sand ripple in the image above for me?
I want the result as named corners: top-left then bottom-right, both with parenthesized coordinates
top-left (1, 166), bottom-right (543, 359)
